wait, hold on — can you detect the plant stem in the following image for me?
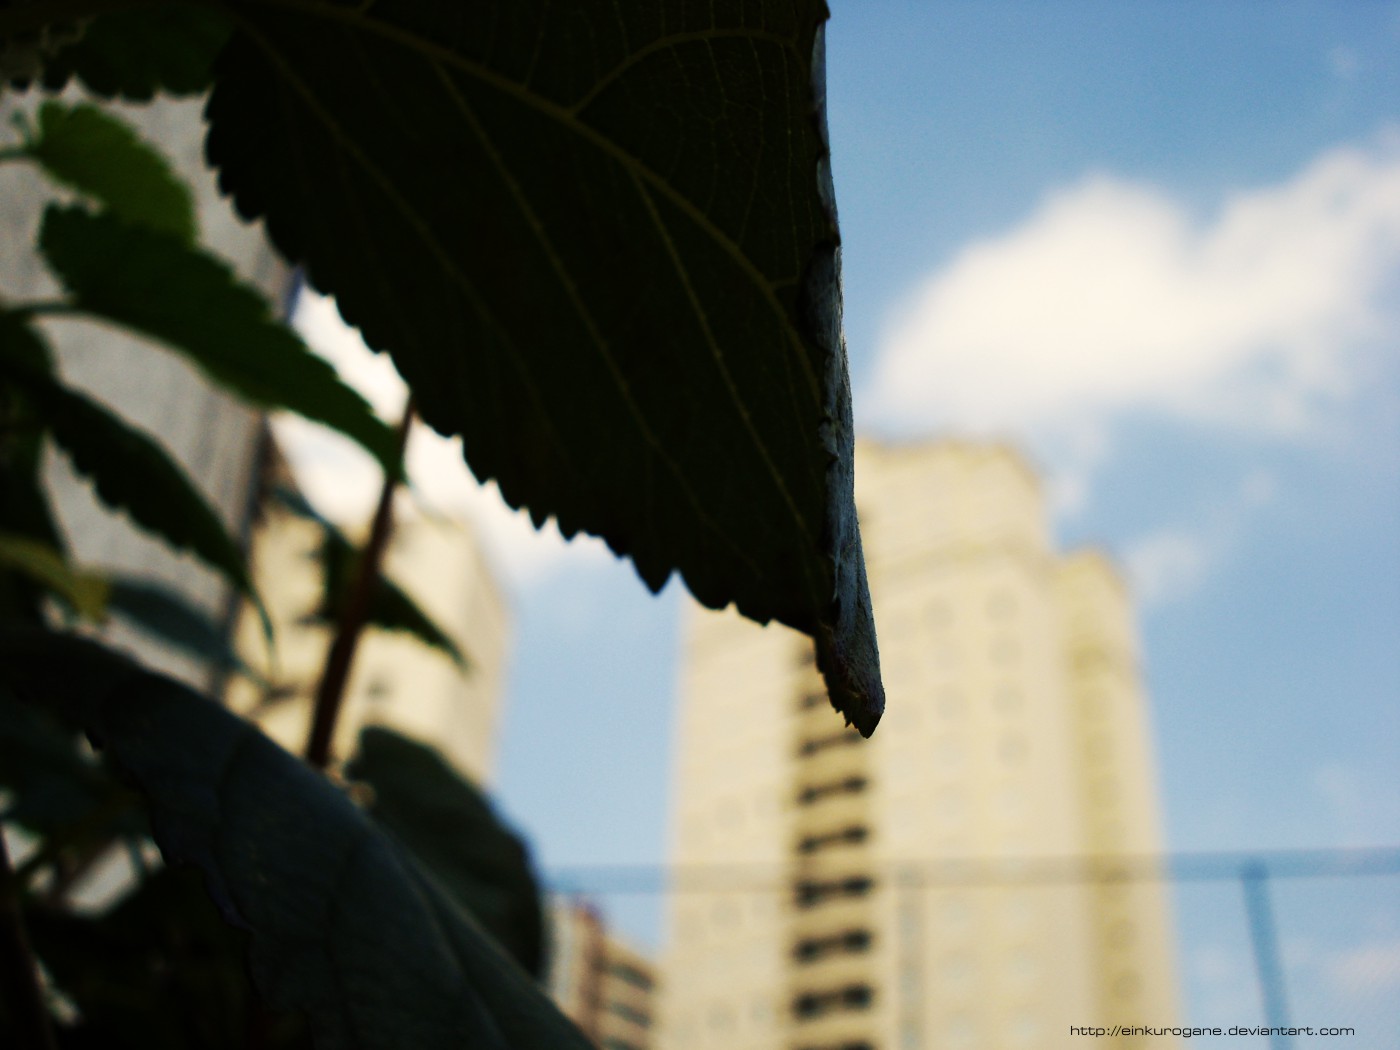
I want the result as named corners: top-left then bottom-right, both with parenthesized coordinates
top-left (0, 831), bottom-right (57, 1050)
top-left (303, 398), bottom-right (414, 770)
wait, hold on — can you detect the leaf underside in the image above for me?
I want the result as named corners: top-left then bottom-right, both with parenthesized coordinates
top-left (1, 630), bottom-right (595, 1050)
top-left (345, 727), bottom-right (545, 978)
top-left (206, 0), bottom-right (883, 730)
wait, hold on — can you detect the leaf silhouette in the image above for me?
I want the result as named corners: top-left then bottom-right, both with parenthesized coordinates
top-left (206, 0), bottom-right (883, 731)
top-left (1, 629), bottom-right (596, 1050)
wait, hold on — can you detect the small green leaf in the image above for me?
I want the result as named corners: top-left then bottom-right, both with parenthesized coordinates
top-left (108, 576), bottom-right (266, 687)
top-left (346, 728), bottom-right (544, 977)
top-left (271, 486), bottom-right (467, 668)
top-left (26, 101), bottom-right (196, 242)
top-left (315, 526), bottom-right (468, 670)
top-left (37, 205), bottom-right (401, 477)
top-left (0, 532), bottom-right (109, 620)
top-left (18, 4), bottom-right (233, 100)
top-left (0, 314), bottom-right (65, 622)
top-left (1, 629), bottom-right (596, 1050)
top-left (0, 343), bottom-right (257, 609)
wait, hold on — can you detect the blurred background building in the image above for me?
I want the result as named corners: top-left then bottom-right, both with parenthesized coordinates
top-left (223, 444), bottom-right (510, 781)
top-left (660, 439), bottom-right (1179, 1050)
top-left (550, 897), bottom-right (659, 1050)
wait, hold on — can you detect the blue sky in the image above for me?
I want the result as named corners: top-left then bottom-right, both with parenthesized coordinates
top-left (288, 1), bottom-right (1400, 1034)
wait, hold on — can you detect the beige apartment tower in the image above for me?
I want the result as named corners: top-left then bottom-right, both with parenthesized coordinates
top-left (661, 440), bottom-right (1179, 1050)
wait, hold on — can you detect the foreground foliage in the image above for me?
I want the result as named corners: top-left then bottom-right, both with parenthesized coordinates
top-left (1, 1), bottom-right (884, 1045)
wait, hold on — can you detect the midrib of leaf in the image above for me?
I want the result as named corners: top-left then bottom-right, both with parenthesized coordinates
top-left (428, 65), bottom-right (764, 572)
top-left (237, 18), bottom-right (584, 501)
top-left (239, 0), bottom-right (823, 404)
top-left (229, 4), bottom-right (831, 575)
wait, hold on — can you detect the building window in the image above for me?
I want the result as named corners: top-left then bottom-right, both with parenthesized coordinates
top-left (606, 1001), bottom-right (651, 1028)
top-left (797, 775), bottom-right (868, 805)
top-left (794, 876), bottom-right (874, 908)
top-left (792, 983), bottom-right (875, 1020)
top-left (796, 825), bottom-right (869, 855)
top-left (793, 928), bottom-right (873, 963)
top-left (797, 732), bottom-right (862, 758)
top-left (606, 960), bottom-right (654, 991)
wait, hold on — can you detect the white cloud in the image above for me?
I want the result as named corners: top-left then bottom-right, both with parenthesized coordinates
top-left (1124, 530), bottom-right (1209, 607)
top-left (1121, 468), bottom-right (1277, 606)
top-left (1326, 940), bottom-right (1400, 997)
top-left (866, 129), bottom-right (1400, 437)
top-left (281, 293), bottom-right (612, 590)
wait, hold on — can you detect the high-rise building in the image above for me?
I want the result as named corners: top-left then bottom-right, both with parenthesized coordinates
top-left (549, 898), bottom-right (659, 1050)
top-left (660, 440), bottom-right (1179, 1050)
top-left (223, 445), bottom-right (510, 783)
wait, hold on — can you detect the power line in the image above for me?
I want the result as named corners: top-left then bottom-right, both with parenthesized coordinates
top-left (543, 844), bottom-right (1400, 894)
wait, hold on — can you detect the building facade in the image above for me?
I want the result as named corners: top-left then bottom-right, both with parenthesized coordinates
top-left (661, 440), bottom-right (1179, 1050)
top-left (223, 446), bottom-right (510, 783)
top-left (550, 898), bottom-right (659, 1050)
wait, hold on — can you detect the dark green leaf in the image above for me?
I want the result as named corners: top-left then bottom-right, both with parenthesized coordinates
top-left (313, 525), bottom-right (467, 670)
top-left (25, 101), bottom-right (196, 242)
top-left (37, 205), bottom-right (401, 477)
top-left (9, 4), bottom-right (232, 100)
top-left (1, 629), bottom-right (594, 1050)
top-left (0, 314), bottom-right (67, 621)
top-left (27, 867), bottom-right (310, 1050)
top-left (0, 688), bottom-right (114, 834)
top-left (0, 531), bottom-right (109, 620)
top-left (108, 576), bottom-right (265, 686)
top-left (0, 340), bottom-right (256, 606)
top-left (271, 484), bottom-right (467, 668)
top-left (345, 727), bottom-right (544, 977)
top-left (207, 0), bottom-right (885, 731)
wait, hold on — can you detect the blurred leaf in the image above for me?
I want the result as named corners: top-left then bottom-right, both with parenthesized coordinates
top-left (8, 4), bottom-right (232, 100)
top-left (271, 485), bottom-right (467, 669)
top-left (314, 528), bottom-right (466, 670)
top-left (0, 532), bottom-right (108, 621)
top-left (1, 629), bottom-right (596, 1050)
top-left (206, 0), bottom-right (885, 732)
top-left (37, 205), bottom-right (401, 477)
top-left (24, 101), bottom-right (196, 242)
top-left (346, 727), bottom-right (544, 977)
top-left (107, 576), bottom-right (265, 687)
top-left (27, 867), bottom-right (309, 1050)
top-left (0, 315), bottom-right (63, 621)
top-left (0, 688), bottom-right (113, 834)
top-left (0, 337), bottom-right (257, 609)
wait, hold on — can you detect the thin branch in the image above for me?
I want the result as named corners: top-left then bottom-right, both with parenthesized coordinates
top-left (303, 398), bottom-right (414, 770)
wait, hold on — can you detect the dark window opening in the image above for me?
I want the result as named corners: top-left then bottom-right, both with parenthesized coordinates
top-left (797, 732), bottom-right (862, 758)
top-left (797, 825), bottom-right (869, 854)
top-left (797, 776), bottom-right (868, 805)
top-left (606, 961), bottom-right (654, 991)
top-left (793, 928), bottom-right (873, 963)
top-left (792, 983), bottom-right (876, 1020)
top-left (794, 876), bottom-right (874, 908)
top-left (606, 1001), bottom-right (651, 1028)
